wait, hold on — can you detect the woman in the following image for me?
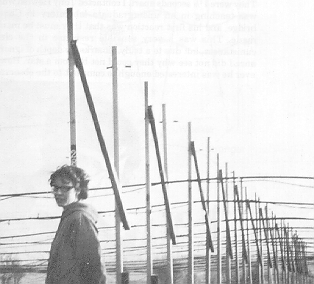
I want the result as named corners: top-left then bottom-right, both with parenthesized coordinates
top-left (46, 165), bottom-right (106, 284)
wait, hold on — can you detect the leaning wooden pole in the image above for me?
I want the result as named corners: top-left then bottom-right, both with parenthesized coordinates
top-left (259, 208), bottom-right (272, 271)
top-left (265, 206), bottom-right (272, 284)
top-left (188, 122), bottom-right (194, 284)
top-left (234, 184), bottom-right (248, 265)
top-left (70, 40), bottom-right (130, 230)
top-left (233, 174), bottom-right (240, 284)
top-left (67, 8), bottom-right (76, 165)
top-left (258, 199), bottom-right (264, 284)
top-left (112, 46), bottom-right (123, 284)
top-left (205, 137), bottom-right (211, 284)
top-left (218, 169), bottom-right (233, 259)
top-left (145, 82), bottom-right (152, 284)
top-left (190, 142), bottom-right (214, 252)
top-left (225, 164), bottom-right (231, 284)
top-left (241, 180), bottom-right (247, 284)
top-left (217, 154), bottom-right (221, 284)
top-left (245, 188), bottom-right (252, 284)
top-left (162, 104), bottom-right (174, 284)
top-left (246, 199), bottom-right (262, 266)
top-left (147, 106), bottom-right (176, 245)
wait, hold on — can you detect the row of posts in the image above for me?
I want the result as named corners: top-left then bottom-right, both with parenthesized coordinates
top-left (66, 8), bottom-right (311, 284)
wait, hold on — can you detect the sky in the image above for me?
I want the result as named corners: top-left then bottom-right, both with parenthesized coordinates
top-left (0, 0), bottom-right (314, 280)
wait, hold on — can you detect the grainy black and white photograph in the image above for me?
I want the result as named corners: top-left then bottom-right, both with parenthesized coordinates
top-left (0, 0), bottom-right (313, 283)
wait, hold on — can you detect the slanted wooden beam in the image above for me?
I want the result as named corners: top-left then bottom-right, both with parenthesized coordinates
top-left (147, 106), bottom-right (176, 245)
top-left (234, 185), bottom-right (248, 262)
top-left (260, 208), bottom-right (272, 269)
top-left (190, 141), bottom-right (214, 252)
top-left (246, 200), bottom-right (262, 265)
top-left (70, 40), bottom-right (130, 230)
top-left (275, 222), bottom-right (285, 271)
top-left (218, 169), bottom-right (233, 259)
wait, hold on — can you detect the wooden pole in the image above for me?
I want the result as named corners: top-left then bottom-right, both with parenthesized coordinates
top-left (218, 170), bottom-right (233, 259)
top-left (162, 104), bottom-right (174, 284)
top-left (225, 164), bottom-right (231, 284)
top-left (259, 199), bottom-right (264, 284)
top-left (217, 154), bottom-right (221, 284)
top-left (241, 180), bottom-right (247, 284)
top-left (271, 213), bottom-right (279, 284)
top-left (190, 142), bottom-right (213, 251)
top-left (67, 8), bottom-right (76, 166)
top-left (259, 208), bottom-right (272, 271)
top-left (275, 221), bottom-right (285, 281)
top-left (147, 106), bottom-right (176, 244)
top-left (70, 40), bottom-right (129, 230)
top-left (265, 206), bottom-right (272, 284)
top-left (255, 194), bottom-right (261, 284)
top-left (233, 174), bottom-right (240, 284)
top-left (245, 188), bottom-right (252, 284)
top-left (188, 122), bottom-right (194, 284)
top-left (145, 82), bottom-right (152, 284)
top-left (283, 222), bottom-right (288, 284)
top-left (246, 200), bottom-right (262, 266)
top-left (112, 46), bottom-right (123, 284)
top-left (206, 137), bottom-right (211, 284)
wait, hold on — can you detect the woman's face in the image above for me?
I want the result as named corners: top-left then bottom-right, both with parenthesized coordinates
top-left (51, 177), bottom-right (79, 208)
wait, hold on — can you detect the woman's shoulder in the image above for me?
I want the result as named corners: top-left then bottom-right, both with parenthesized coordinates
top-left (62, 202), bottom-right (98, 223)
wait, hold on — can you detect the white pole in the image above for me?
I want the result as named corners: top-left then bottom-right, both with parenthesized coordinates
top-left (233, 173), bottom-right (239, 284)
top-left (217, 154), bottom-right (221, 284)
top-left (145, 82), bottom-right (152, 284)
top-left (67, 8), bottom-right (76, 166)
top-left (206, 137), bottom-right (211, 284)
top-left (241, 181), bottom-right (247, 284)
top-left (112, 46), bottom-right (123, 284)
top-left (162, 104), bottom-right (173, 284)
top-left (246, 188), bottom-right (252, 284)
top-left (188, 122), bottom-right (194, 284)
top-left (226, 163), bottom-right (231, 284)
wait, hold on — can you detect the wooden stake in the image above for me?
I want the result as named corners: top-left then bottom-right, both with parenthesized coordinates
top-left (162, 104), bottom-right (174, 284)
top-left (67, 8), bottom-right (76, 165)
top-left (225, 164), bottom-right (231, 284)
top-left (246, 200), bottom-right (262, 265)
top-left (233, 174), bottom-right (240, 284)
top-left (147, 106), bottom-right (176, 245)
top-left (218, 170), bottom-right (233, 259)
top-left (205, 137), bottom-right (211, 284)
top-left (190, 142), bottom-right (213, 251)
top-left (188, 122), bottom-right (194, 284)
top-left (145, 82), bottom-right (152, 284)
top-left (112, 46), bottom-right (123, 284)
top-left (70, 40), bottom-right (130, 230)
top-left (245, 188), bottom-right (252, 284)
top-left (217, 154), bottom-right (221, 284)
top-left (241, 181), bottom-right (247, 284)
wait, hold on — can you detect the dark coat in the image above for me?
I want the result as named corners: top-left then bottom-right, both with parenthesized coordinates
top-left (46, 202), bottom-right (106, 284)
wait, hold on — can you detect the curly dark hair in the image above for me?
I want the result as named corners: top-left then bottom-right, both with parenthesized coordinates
top-left (49, 165), bottom-right (90, 200)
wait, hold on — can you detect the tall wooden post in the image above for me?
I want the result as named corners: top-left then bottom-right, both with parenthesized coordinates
top-left (265, 206), bottom-right (272, 284)
top-left (67, 8), bottom-right (76, 165)
top-left (259, 199), bottom-right (264, 284)
top-left (188, 122), bottom-right (194, 284)
top-left (206, 137), bottom-right (211, 284)
top-left (217, 154), bottom-right (221, 284)
top-left (246, 188), bottom-right (252, 284)
top-left (225, 164), bottom-right (231, 284)
top-left (233, 173), bottom-right (240, 284)
top-left (112, 46), bottom-right (123, 284)
top-left (162, 104), bottom-right (174, 284)
top-left (255, 194), bottom-right (261, 284)
top-left (145, 82), bottom-right (152, 284)
top-left (241, 180), bottom-right (247, 284)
